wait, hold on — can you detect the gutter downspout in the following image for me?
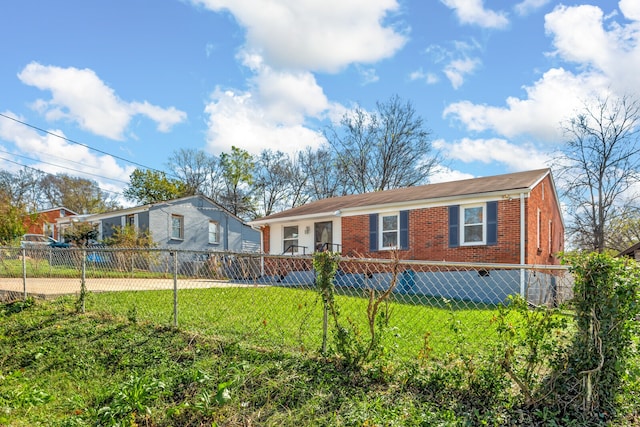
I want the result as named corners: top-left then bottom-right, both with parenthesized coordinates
top-left (520, 193), bottom-right (526, 298)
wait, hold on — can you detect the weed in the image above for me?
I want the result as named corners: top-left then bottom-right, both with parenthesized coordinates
top-left (96, 374), bottom-right (166, 426)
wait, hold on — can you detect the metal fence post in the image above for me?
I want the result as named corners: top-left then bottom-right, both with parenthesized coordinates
top-left (172, 251), bottom-right (178, 327)
top-left (321, 305), bottom-right (328, 354)
top-left (81, 249), bottom-right (86, 313)
top-left (21, 248), bottom-right (27, 301)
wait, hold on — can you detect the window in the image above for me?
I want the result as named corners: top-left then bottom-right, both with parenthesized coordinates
top-left (537, 209), bottom-right (542, 250)
top-left (449, 202), bottom-right (497, 247)
top-left (548, 220), bottom-right (553, 254)
top-left (171, 215), bottom-right (184, 240)
top-left (126, 214), bottom-right (135, 227)
top-left (208, 221), bottom-right (219, 244)
top-left (369, 211), bottom-right (409, 252)
top-left (380, 213), bottom-right (399, 249)
top-left (283, 226), bottom-right (299, 253)
top-left (462, 205), bottom-right (484, 244)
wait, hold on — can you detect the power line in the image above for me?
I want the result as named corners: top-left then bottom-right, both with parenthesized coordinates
top-left (0, 112), bottom-right (171, 176)
top-left (0, 148), bottom-right (129, 184)
top-left (0, 156), bottom-right (124, 197)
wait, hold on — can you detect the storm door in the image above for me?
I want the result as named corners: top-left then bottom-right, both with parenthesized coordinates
top-left (314, 221), bottom-right (333, 252)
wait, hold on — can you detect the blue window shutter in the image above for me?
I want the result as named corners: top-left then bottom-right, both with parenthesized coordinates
top-left (448, 205), bottom-right (459, 247)
top-left (369, 213), bottom-right (378, 252)
top-left (400, 210), bottom-right (409, 250)
top-left (487, 201), bottom-right (498, 245)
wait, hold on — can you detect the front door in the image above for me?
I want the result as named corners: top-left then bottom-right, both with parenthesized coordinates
top-left (314, 221), bottom-right (333, 252)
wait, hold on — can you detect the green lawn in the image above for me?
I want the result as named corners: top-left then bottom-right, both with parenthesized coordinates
top-left (86, 286), bottom-right (501, 362)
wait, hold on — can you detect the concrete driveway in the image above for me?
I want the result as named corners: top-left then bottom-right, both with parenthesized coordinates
top-left (0, 277), bottom-right (264, 301)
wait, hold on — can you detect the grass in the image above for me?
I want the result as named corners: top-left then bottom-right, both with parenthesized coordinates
top-left (0, 256), bottom-right (172, 279)
top-left (1, 296), bottom-right (638, 426)
top-left (85, 286), bottom-right (500, 361)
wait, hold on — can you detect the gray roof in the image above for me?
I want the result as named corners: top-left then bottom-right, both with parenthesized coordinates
top-left (252, 168), bottom-right (551, 223)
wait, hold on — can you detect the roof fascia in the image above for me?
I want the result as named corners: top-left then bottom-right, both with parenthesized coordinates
top-left (249, 189), bottom-right (531, 225)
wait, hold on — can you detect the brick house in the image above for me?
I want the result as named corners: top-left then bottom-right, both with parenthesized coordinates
top-left (23, 207), bottom-right (78, 240)
top-left (249, 168), bottom-right (564, 265)
top-left (249, 169), bottom-right (565, 304)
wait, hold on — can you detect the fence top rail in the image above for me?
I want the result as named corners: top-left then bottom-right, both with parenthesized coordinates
top-left (1, 245), bottom-right (569, 271)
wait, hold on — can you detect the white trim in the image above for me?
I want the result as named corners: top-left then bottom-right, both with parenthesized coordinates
top-left (536, 208), bottom-right (542, 250)
top-left (249, 191), bottom-right (529, 226)
top-left (520, 193), bottom-right (526, 297)
top-left (379, 212), bottom-right (400, 250)
top-left (460, 204), bottom-right (486, 246)
top-left (208, 220), bottom-right (220, 244)
top-left (282, 225), bottom-right (300, 254)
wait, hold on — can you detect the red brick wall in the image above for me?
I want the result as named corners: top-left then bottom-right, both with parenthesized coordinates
top-left (23, 209), bottom-right (76, 240)
top-left (525, 175), bottom-right (564, 265)
top-left (341, 200), bottom-right (524, 263)
top-left (261, 225), bottom-right (271, 253)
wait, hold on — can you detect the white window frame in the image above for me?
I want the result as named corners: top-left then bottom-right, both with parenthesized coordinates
top-left (548, 220), bottom-right (553, 254)
top-left (126, 214), bottom-right (136, 228)
top-left (171, 214), bottom-right (184, 240)
top-left (283, 225), bottom-right (299, 253)
top-left (208, 221), bottom-right (219, 244)
top-left (537, 208), bottom-right (542, 250)
top-left (460, 204), bottom-right (486, 246)
top-left (379, 212), bottom-right (400, 250)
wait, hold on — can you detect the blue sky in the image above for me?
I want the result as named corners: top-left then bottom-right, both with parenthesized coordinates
top-left (1, 0), bottom-right (638, 201)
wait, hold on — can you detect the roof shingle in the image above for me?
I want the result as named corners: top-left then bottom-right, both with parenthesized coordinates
top-left (253, 168), bottom-right (550, 223)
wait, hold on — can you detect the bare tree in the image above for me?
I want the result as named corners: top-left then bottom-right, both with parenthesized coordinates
top-left (325, 94), bottom-right (439, 194)
top-left (556, 95), bottom-right (640, 252)
top-left (254, 149), bottom-right (308, 217)
top-left (606, 206), bottom-right (640, 252)
top-left (298, 146), bottom-right (342, 200)
top-left (166, 148), bottom-right (221, 197)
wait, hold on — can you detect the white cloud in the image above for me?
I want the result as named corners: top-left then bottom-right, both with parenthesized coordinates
top-left (424, 39), bottom-right (482, 88)
top-left (191, 0), bottom-right (407, 72)
top-left (409, 69), bottom-right (439, 84)
top-left (356, 66), bottom-right (380, 85)
top-left (545, 4), bottom-right (640, 95)
top-left (443, 68), bottom-right (608, 141)
top-left (203, 89), bottom-right (328, 156)
top-left (17, 62), bottom-right (186, 140)
top-left (620, 0), bottom-right (640, 21)
top-left (442, 3), bottom-right (640, 142)
top-left (444, 57), bottom-right (480, 89)
top-left (434, 137), bottom-right (552, 172)
top-left (0, 111), bottom-right (135, 191)
top-left (253, 68), bottom-right (330, 125)
top-left (514, 0), bottom-right (551, 16)
top-left (440, 0), bottom-right (509, 29)
top-left (428, 164), bottom-right (475, 183)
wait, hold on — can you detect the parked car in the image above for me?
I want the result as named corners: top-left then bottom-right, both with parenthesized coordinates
top-left (20, 234), bottom-right (71, 248)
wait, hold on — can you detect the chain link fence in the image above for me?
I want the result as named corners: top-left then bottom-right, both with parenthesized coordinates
top-left (0, 246), bottom-right (574, 361)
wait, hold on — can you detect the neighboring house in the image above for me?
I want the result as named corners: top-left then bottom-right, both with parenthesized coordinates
top-left (57, 195), bottom-right (260, 253)
top-left (23, 207), bottom-right (78, 240)
top-left (249, 169), bottom-right (566, 304)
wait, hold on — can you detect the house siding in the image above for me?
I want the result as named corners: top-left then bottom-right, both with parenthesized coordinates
top-left (24, 208), bottom-right (77, 240)
top-left (144, 197), bottom-right (259, 252)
